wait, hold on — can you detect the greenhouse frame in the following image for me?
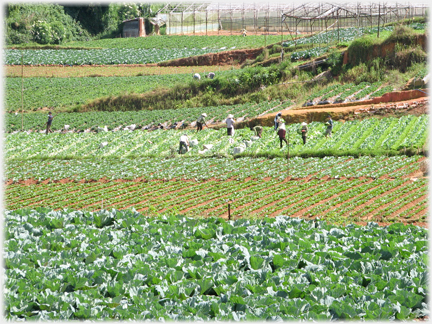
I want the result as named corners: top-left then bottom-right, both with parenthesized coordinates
top-left (153, 2), bottom-right (428, 36)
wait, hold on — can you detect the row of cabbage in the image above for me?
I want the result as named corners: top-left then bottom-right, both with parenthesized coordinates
top-left (4, 48), bottom-right (228, 65)
top-left (4, 209), bottom-right (428, 321)
top-left (5, 115), bottom-right (428, 160)
top-left (304, 82), bottom-right (394, 105)
top-left (5, 155), bottom-right (423, 183)
top-left (6, 176), bottom-right (427, 222)
top-left (64, 34), bottom-right (285, 50)
top-left (5, 101), bottom-right (284, 132)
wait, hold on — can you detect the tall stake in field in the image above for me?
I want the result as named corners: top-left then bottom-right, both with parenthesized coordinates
top-left (21, 51), bottom-right (24, 131)
top-left (287, 129), bottom-right (290, 178)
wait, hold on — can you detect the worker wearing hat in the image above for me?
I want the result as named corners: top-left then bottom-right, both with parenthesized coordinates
top-left (300, 122), bottom-right (308, 144)
top-left (277, 118), bottom-right (288, 148)
top-left (196, 113), bottom-right (208, 132)
top-left (226, 114), bottom-right (235, 136)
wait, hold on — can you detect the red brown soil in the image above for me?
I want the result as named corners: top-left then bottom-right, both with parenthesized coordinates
top-left (235, 92), bottom-right (428, 128)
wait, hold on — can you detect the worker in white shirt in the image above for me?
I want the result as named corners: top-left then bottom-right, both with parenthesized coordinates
top-left (226, 114), bottom-right (235, 136)
top-left (179, 133), bottom-right (190, 154)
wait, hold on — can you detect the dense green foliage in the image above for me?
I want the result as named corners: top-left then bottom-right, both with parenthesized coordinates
top-left (5, 4), bottom-right (91, 45)
top-left (5, 3), bottom-right (169, 44)
top-left (347, 25), bottom-right (427, 69)
top-left (4, 209), bottom-right (428, 320)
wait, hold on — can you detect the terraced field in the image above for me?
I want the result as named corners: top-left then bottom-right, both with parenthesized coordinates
top-left (5, 119), bottom-right (428, 225)
top-left (4, 18), bottom-right (429, 321)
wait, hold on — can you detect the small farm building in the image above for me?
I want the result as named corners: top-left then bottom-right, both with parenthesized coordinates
top-left (122, 17), bottom-right (146, 37)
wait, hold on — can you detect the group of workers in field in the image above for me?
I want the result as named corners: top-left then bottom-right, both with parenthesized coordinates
top-left (178, 112), bottom-right (334, 154)
top-left (43, 108), bottom-right (333, 154)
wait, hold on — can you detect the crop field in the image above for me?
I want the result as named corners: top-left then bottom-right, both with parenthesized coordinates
top-left (64, 34), bottom-right (285, 50)
top-left (5, 69), bottom-right (241, 112)
top-left (5, 116), bottom-right (428, 159)
top-left (6, 173), bottom-right (427, 222)
top-left (4, 21), bottom-right (429, 321)
top-left (5, 48), bottom-right (228, 65)
top-left (5, 155), bottom-right (424, 183)
top-left (4, 209), bottom-right (428, 321)
top-left (5, 74), bottom-right (186, 111)
top-left (5, 101), bottom-right (284, 132)
top-left (5, 115), bottom-right (428, 223)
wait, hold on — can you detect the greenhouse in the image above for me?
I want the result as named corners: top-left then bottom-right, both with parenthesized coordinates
top-left (153, 1), bottom-right (428, 35)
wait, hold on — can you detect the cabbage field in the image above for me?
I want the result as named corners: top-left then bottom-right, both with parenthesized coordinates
top-left (5, 71), bottom-right (237, 112)
top-left (4, 48), bottom-right (227, 65)
top-left (5, 155), bottom-right (424, 183)
top-left (4, 21), bottom-right (429, 321)
top-left (4, 209), bottom-right (428, 321)
top-left (66, 34), bottom-right (285, 50)
top-left (5, 115), bottom-right (428, 160)
top-left (5, 101), bottom-right (283, 132)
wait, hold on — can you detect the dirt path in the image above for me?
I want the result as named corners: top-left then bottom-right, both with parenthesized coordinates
top-left (236, 91), bottom-right (428, 128)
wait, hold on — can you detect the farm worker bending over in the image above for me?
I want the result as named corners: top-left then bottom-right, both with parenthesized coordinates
top-left (300, 122), bottom-right (308, 144)
top-left (179, 133), bottom-right (190, 154)
top-left (274, 112), bottom-right (282, 131)
top-left (196, 113), bottom-right (207, 132)
top-left (277, 118), bottom-right (288, 148)
top-left (193, 73), bottom-right (201, 80)
top-left (251, 125), bottom-right (263, 138)
top-left (207, 72), bottom-right (215, 79)
top-left (46, 111), bottom-right (55, 135)
top-left (325, 115), bottom-right (333, 138)
top-left (241, 28), bottom-right (247, 37)
top-left (226, 114), bottom-right (235, 136)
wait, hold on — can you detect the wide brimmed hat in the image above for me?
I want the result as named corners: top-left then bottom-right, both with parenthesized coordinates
top-left (202, 113), bottom-right (207, 117)
top-left (227, 114), bottom-right (234, 118)
top-left (301, 122), bottom-right (307, 126)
